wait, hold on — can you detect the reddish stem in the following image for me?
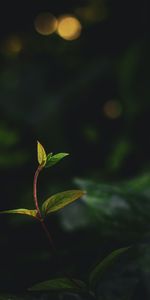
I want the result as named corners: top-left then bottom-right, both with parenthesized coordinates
top-left (33, 165), bottom-right (80, 282)
top-left (40, 219), bottom-right (56, 250)
top-left (33, 164), bottom-right (55, 250)
top-left (33, 165), bottom-right (43, 218)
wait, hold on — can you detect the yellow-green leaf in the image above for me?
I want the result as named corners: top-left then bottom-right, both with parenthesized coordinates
top-left (0, 208), bottom-right (38, 218)
top-left (37, 141), bottom-right (47, 166)
top-left (42, 190), bottom-right (86, 215)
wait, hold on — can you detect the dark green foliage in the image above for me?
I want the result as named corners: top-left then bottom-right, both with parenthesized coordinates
top-left (29, 247), bottom-right (129, 297)
top-left (29, 277), bottom-right (86, 292)
top-left (71, 175), bottom-right (150, 235)
top-left (89, 247), bottom-right (130, 290)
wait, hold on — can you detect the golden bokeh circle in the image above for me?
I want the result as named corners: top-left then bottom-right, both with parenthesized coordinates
top-left (57, 15), bottom-right (82, 41)
top-left (34, 12), bottom-right (58, 36)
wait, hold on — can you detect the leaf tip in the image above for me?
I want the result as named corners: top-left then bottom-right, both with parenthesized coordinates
top-left (64, 153), bottom-right (69, 156)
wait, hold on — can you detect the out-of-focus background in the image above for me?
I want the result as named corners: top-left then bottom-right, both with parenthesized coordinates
top-left (0, 0), bottom-right (150, 299)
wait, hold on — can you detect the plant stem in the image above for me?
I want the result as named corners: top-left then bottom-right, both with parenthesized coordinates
top-left (33, 165), bottom-right (55, 251)
top-left (40, 218), bottom-right (56, 250)
top-left (33, 167), bottom-right (81, 280)
top-left (33, 165), bottom-right (43, 218)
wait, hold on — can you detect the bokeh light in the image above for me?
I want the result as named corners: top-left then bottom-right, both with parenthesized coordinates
top-left (34, 12), bottom-right (58, 36)
top-left (2, 36), bottom-right (23, 56)
top-left (103, 100), bottom-right (122, 119)
top-left (57, 15), bottom-right (82, 41)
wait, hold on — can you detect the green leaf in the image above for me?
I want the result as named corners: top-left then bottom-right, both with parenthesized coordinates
top-left (0, 208), bottom-right (38, 218)
top-left (37, 141), bottom-right (47, 166)
top-left (45, 153), bottom-right (69, 168)
top-left (42, 190), bottom-right (85, 215)
top-left (29, 277), bottom-right (86, 292)
top-left (89, 247), bottom-right (130, 289)
top-left (46, 152), bottom-right (53, 161)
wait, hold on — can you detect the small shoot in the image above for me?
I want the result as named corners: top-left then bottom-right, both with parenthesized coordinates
top-left (0, 141), bottom-right (85, 250)
top-left (37, 141), bottom-right (69, 168)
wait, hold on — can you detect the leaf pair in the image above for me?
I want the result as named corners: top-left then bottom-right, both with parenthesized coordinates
top-left (0, 190), bottom-right (85, 219)
top-left (37, 141), bottom-right (69, 168)
top-left (29, 247), bottom-right (130, 292)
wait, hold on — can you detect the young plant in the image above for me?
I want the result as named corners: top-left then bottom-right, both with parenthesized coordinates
top-left (0, 141), bottom-right (85, 249)
top-left (0, 142), bottom-right (130, 299)
top-left (29, 246), bottom-right (130, 298)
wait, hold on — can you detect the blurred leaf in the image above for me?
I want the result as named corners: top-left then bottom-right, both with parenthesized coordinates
top-left (61, 178), bottom-right (132, 231)
top-left (122, 173), bottom-right (150, 194)
top-left (0, 295), bottom-right (26, 300)
top-left (89, 247), bottom-right (130, 290)
top-left (29, 277), bottom-right (86, 292)
top-left (0, 125), bottom-right (19, 147)
top-left (42, 190), bottom-right (85, 215)
top-left (37, 141), bottom-right (47, 166)
top-left (74, 177), bottom-right (150, 225)
top-left (0, 208), bottom-right (38, 218)
top-left (107, 140), bottom-right (131, 172)
top-left (62, 176), bottom-right (144, 234)
top-left (0, 150), bottom-right (29, 167)
top-left (0, 294), bottom-right (41, 300)
top-left (45, 153), bottom-right (69, 168)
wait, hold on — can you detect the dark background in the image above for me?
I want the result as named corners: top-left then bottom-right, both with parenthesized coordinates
top-left (0, 0), bottom-right (150, 299)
